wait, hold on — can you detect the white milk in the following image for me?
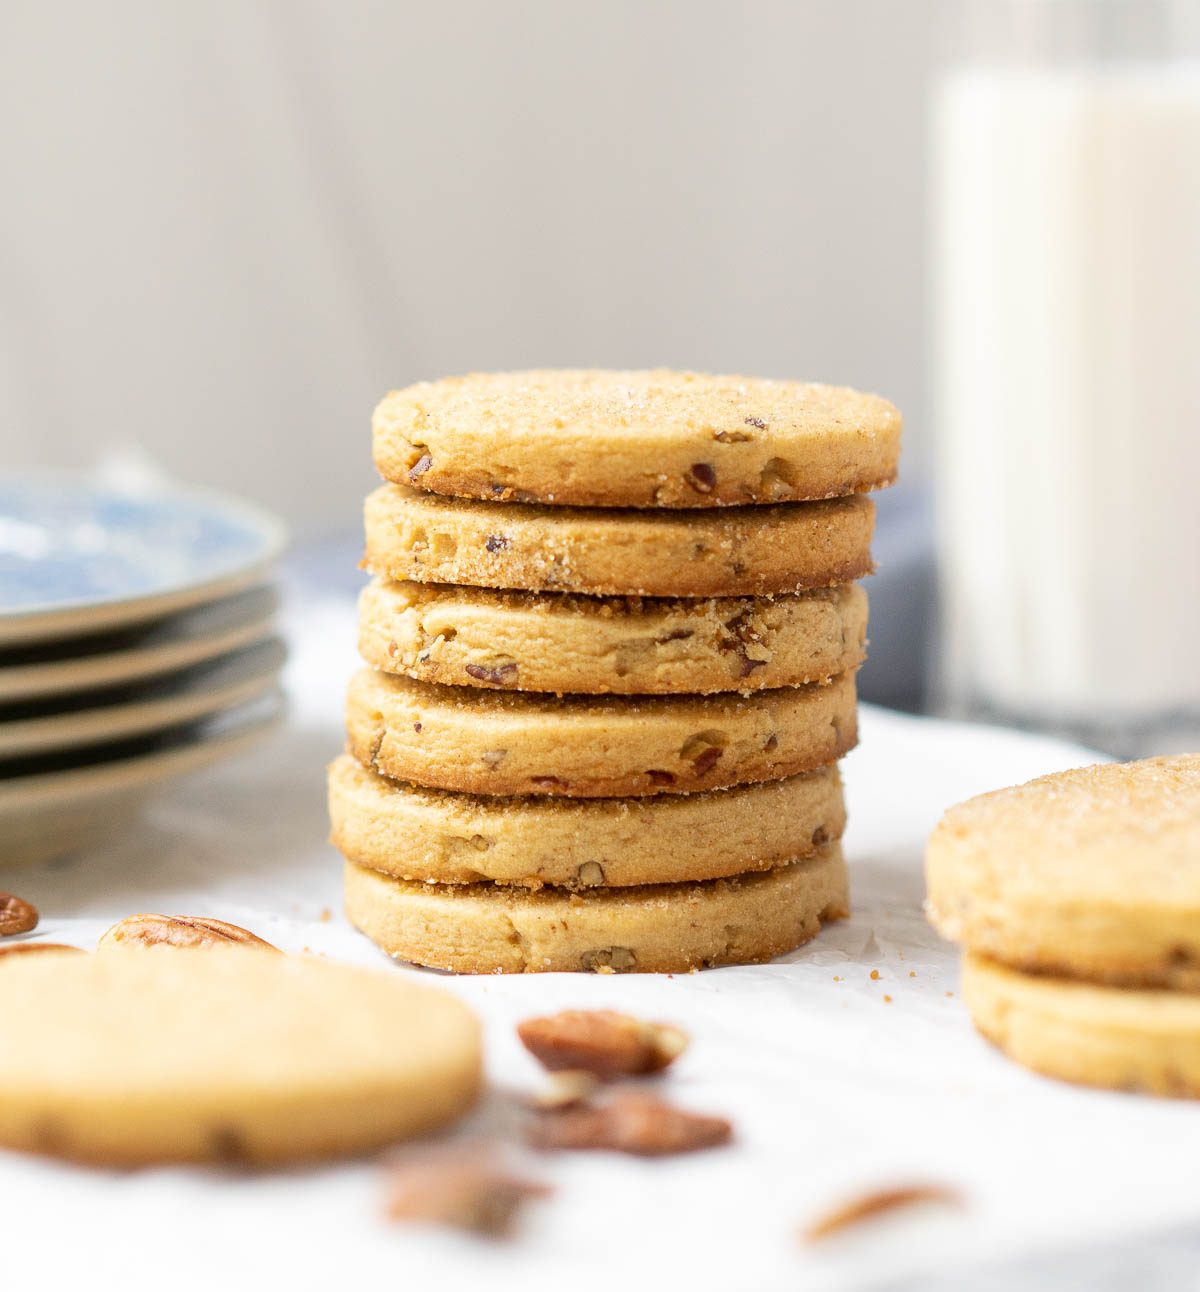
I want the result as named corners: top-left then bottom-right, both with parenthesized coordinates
top-left (933, 63), bottom-right (1200, 728)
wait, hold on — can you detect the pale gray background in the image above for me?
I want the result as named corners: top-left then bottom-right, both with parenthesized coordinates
top-left (0, 0), bottom-right (940, 538)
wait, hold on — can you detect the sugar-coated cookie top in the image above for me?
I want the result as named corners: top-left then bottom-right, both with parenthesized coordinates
top-left (930, 754), bottom-right (1200, 904)
top-left (373, 369), bottom-right (901, 508)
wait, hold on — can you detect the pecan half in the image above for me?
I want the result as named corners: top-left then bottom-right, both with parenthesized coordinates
top-left (97, 914), bottom-right (279, 952)
top-left (517, 1009), bottom-right (688, 1078)
top-left (0, 892), bottom-right (39, 936)
top-left (802, 1183), bottom-right (964, 1242)
top-left (528, 1091), bottom-right (731, 1157)
top-left (0, 942), bottom-right (83, 958)
top-left (464, 662), bottom-right (518, 687)
top-left (385, 1146), bottom-right (550, 1237)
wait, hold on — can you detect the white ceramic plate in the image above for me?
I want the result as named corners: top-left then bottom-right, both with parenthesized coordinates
top-left (0, 636), bottom-right (286, 758)
top-left (0, 584), bottom-right (278, 702)
top-left (0, 693), bottom-right (284, 868)
top-left (0, 475), bottom-right (287, 645)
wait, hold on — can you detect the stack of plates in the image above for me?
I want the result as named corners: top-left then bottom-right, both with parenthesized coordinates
top-left (0, 476), bottom-right (288, 866)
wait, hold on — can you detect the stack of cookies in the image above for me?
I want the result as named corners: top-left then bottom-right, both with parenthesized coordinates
top-left (926, 754), bottom-right (1200, 1095)
top-left (329, 370), bottom-right (902, 974)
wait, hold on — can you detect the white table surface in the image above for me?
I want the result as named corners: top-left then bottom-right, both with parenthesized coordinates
top-left (4, 581), bottom-right (1198, 1292)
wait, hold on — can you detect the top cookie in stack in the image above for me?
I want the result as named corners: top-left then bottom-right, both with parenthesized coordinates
top-left (331, 369), bottom-right (901, 974)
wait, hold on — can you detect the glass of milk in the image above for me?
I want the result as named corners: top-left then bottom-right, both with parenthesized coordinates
top-left (931, 0), bottom-right (1200, 754)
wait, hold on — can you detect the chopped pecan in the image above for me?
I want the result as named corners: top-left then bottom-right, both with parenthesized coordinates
top-left (464, 662), bottom-right (518, 687)
top-left (687, 462), bottom-right (717, 493)
top-left (531, 775), bottom-right (569, 792)
top-left (744, 416), bottom-right (769, 429)
top-left (97, 914), bottom-right (279, 952)
top-left (714, 428), bottom-right (753, 443)
top-left (484, 535), bottom-right (509, 552)
top-left (690, 746), bottom-right (723, 776)
top-left (517, 1009), bottom-right (688, 1078)
top-left (0, 892), bottom-right (38, 936)
top-left (764, 733), bottom-right (779, 751)
top-left (802, 1183), bottom-right (964, 1242)
top-left (528, 1091), bottom-right (731, 1157)
top-left (385, 1146), bottom-right (550, 1237)
top-left (0, 942), bottom-right (83, 958)
top-left (407, 453), bottom-right (433, 481)
top-left (647, 770), bottom-right (676, 787)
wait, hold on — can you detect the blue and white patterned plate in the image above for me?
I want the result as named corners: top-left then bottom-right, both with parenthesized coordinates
top-left (0, 476), bottom-right (287, 644)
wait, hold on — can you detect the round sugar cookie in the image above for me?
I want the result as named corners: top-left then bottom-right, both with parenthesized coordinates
top-left (0, 949), bottom-right (480, 1165)
top-left (343, 848), bottom-right (850, 973)
top-left (358, 578), bottom-right (868, 696)
top-left (345, 667), bottom-right (858, 798)
top-left (363, 483), bottom-right (875, 597)
top-left (373, 369), bottom-right (901, 508)
top-left (328, 753), bottom-right (845, 887)
top-left (926, 755), bottom-right (1200, 989)
top-left (964, 954), bottom-right (1200, 1098)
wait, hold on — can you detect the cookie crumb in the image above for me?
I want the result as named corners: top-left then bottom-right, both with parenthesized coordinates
top-left (869, 969), bottom-right (880, 980)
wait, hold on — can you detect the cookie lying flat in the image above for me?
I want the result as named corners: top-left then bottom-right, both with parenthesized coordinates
top-left (374, 369), bottom-right (901, 509)
top-left (344, 847), bottom-right (850, 973)
top-left (926, 755), bottom-right (1200, 989)
top-left (359, 578), bottom-right (868, 696)
top-left (345, 667), bottom-right (858, 798)
top-left (964, 954), bottom-right (1200, 1098)
top-left (0, 949), bottom-right (480, 1165)
top-left (363, 483), bottom-right (875, 597)
top-left (328, 753), bottom-right (844, 887)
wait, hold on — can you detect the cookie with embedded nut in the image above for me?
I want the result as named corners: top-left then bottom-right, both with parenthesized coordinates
top-left (328, 752), bottom-right (845, 887)
top-left (373, 369), bottom-right (900, 508)
top-left (345, 667), bottom-right (858, 798)
top-left (358, 578), bottom-right (868, 696)
top-left (363, 484), bottom-right (875, 597)
top-left (0, 948), bottom-right (480, 1164)
top-left (926, 754), bottom-right (1200, 989)
top-left (343, 844), bottom-right (850, 973)
top-left (963, 953), bottom-right (1200, 1097)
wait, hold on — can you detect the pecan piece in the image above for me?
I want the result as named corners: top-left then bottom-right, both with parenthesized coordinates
top-left (713, 428), bottom-right (753, 443)
top-left (744, 415), bottom-right (769, 429)
top-left (801, 1184), bottom-right (964, 1242)
top-left (687, 462), bottom-right (717, 493)
top-left (517, 1009), bottom-right (688, 1078)
top-left (528, 1091), bottom-right (731, 1157)
top-left (484, 535), bottom-right (509, 552)
top-left (385, 1146), bottom-right (550, 1238)
top-left (97, 914), bottom-right (279, 952)
top-left (0, 892), bottom-right (39, 936)
top-left (464, 662), bottom-right (518, 687)
top-left (528, 1069), bottom-right (600, 1110)
top-left (531, 775), bottom-right (569, 792)
top-left (647, 769), bottom-right (676, 787)
top-left (0, 942), bottom-right (84, 958)
top-left (690, 746), bottom-right (723, 776)
top-left (407, 453), bottom-right (433, 481)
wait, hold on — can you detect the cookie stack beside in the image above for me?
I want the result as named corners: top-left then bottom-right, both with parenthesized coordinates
top-left (329, 369), bottom-right (902, 974)
top-left (926, 755), bottom-right (1200, 1096)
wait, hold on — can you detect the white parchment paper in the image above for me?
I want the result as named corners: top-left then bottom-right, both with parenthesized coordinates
top-left (4, 591), bottom-right (1196, 1292)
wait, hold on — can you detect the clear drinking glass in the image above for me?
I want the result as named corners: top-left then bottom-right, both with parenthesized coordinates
top-left (931, 0), bottom-right (1200, 755)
